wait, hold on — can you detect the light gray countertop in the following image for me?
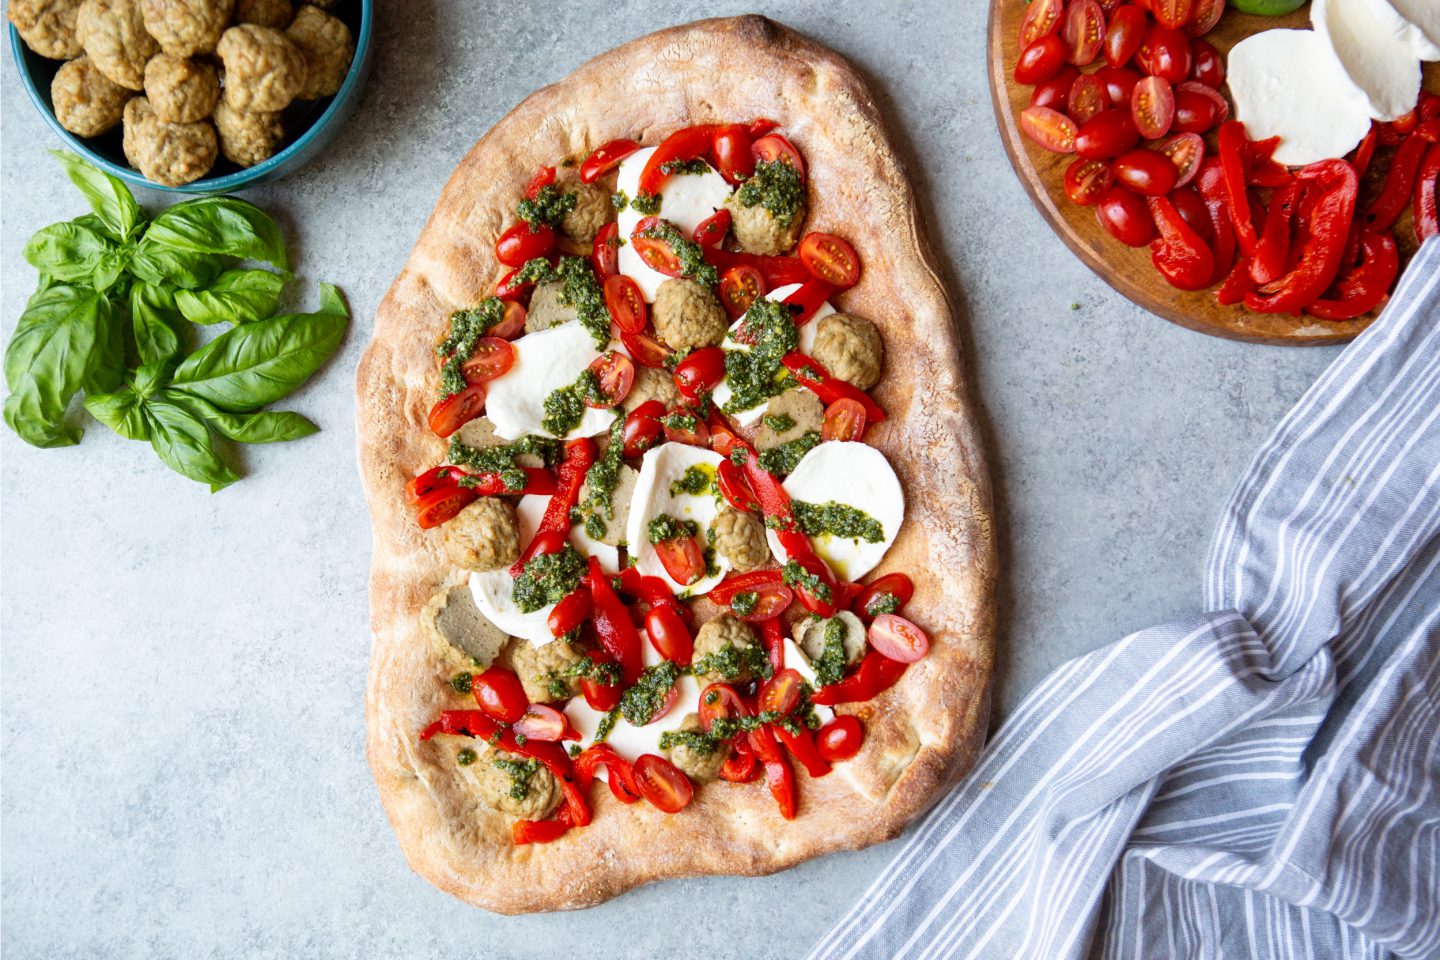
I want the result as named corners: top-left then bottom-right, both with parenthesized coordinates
top-left (0, 2), bottom-right (1338, 957)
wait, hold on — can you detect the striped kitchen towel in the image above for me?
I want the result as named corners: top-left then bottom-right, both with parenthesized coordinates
top-left (808, 238), bottom-right (1440, 960)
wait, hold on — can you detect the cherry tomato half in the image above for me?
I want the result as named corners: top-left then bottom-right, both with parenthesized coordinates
top-left (592, 221), bottom-right (621, 281)
top-left (798, 233), bottom-right (862, 288)
top-left (633, 754), bottom-right (694, 813)
top-left (1168, 185), bottom-right (1213, 245)
top-left (1189, 39), bottom-right (1224, 88)
top-left (822, 397), bottom-right (868, 441)
top-left (1019, 0), bottom-right (1064, 47)
top-left (1184, 0), bottom-right (1224, 37)
top-left (645, 605), bottom-right (695, 665)
top-left (715, 458), bottom-right (761, 512)
top-left (1075, 109), bottom-right (1140, 160)
top-left (460, 338), bottom-right (515, 383)
top-left (693, 209), bottom-right (732, 248)
top-left (1175, 81), bottom-right (1228, 125)
top-left (1097, 64), bottom-right (1141, 107)
top-left (854, 572), bottom-right (916, 620)
top-left (1172, 87), bottom-right (1218, 134)
top-left (1015, 35), bottom-right (1068, 85)
top-left (471, 667), bottom-right (528, 724)
top-left (661, 406), bottom-right (710, 446)
top-left (1131, 76), bottom-right (1175, 140)
top-left (1151, 0), bottom-right (1193, 31)
top-left (673, 346), bottom-right (727, 399)
top-left (712, 124), bottom-right (756, 185)
top-left (621, 330), bottom-right (671, 369)
top-left (1031, 65), bottom-right (1080, 111)
top-left (1061, 0), bottom-right (1105, 66)
top-left (759, 669), bottom-right (805, 716)
top-left (427, 383), bottom-right (486, 438)
top-left (580, 651), bottom-right (623, 711)
top-left (1157, 131), bottom-right (1205, 187)
top-left (1067, 73), bottom-right (1110, 125)
top-left (547, 589), bottom-right (592, 638)
top-left (622, 400), bottom-right (666, 458)
top-left (1020, 106), bottom-right (1078, 154)
top-left (579, 137), bottom-right (641, 183)
top-left (752, 134), bottom-right (806, 180)
top-left (491, 300), bottom-right (527, 339)
top-left (586, 351), bottom-right (635, 407)
top-left (604, 274), bottom-right (647, 335)
top-left (719, 265), bottom-right (765, 318)
top-left (867, 614), bottom-right (930, 664)
top-left (654, 533), bottom-right (706, 586)
top-left (1113, 148), bottom-right (1179, 196)
top-left (815, 715), bottom-right (864, 762)
top-left (1095, 184), bottom-right (1156, 246)
top-left (698, 682), bottom-right (747, 733)
top-left (413, 485), bottom-right (476, 529)
top-left (630, 217), bottom-right (684, 277)
top-left (495, 222), bottom-right (556, 268)
top-left (1063, 157), bottom-right (1115, 206)
top-left (738, 583), bottom-right (794, 622)
top-left (512, 704), bottom-right (570, 741)
top-left (1104, 4), bottom-right (1146, 67)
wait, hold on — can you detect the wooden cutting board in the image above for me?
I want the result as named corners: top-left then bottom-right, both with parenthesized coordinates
top-left (987, 1), bottom-right (1439, 346)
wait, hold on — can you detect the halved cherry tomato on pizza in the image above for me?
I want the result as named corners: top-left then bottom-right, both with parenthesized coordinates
top-left (592, 222), bottom-right (621, 281)
top-left (1114, 148), bottom-right (1178, 196)
top-left (698, 682), bottom-right (748, 733)
top-left (1131, 76), bottom-right (1174, 140)
top-left (407, 465), bottom-right (466, 504)
top-left (1015, 35), bottom-right (1067, 85)
top-left (661, 406), bottom-right (710, 446)
top-left (1020, 106), bottom-right (1078, 154)
top-left (1061, 0), bottom-right (1105, 66)
top-left (1139, 23), bottom-right (1192, 83)
top-left (672, 346), bottom-right (727, 399)
top-left (719, 265), bottom-right (765, 318)
top-left (693, 209), bottom-right (732, 248)
top-left (579, 138), bottom-right (641, 183)
top-left (1184, 0), bottom-right (1223, 37)
top-left (548, 588), bottom-right (592, 638)
top-left (715, 458), bottom-right (761, 512)
top-left (633, 754), bottom-right (693, 813)
top-left (653, 531), bottom-right (706, 586)
top-left (1152, 0), bottom-right (1192, 30)
top-left (586, 351), bottom-right (635, 407)
top-left (753, 134), bottom-right (806, 180)
top-left (460, 337), bottom-right (515, 383)
top-left (604, 274), bottom-right (647, 335)
top-left (646, 682), bottom-right (681, 726)
top-left (523, 166), bottom-right (556, 199)
top-left (1157, 132), bottom-right (1204, 188)
top-left (712, 124), bottom-right (755, 185)
top-left (620, 330), bottom-right (671, 369)
top-left (1104, 4), bottom-right (1146, 67)
top-left (1066, 73), bottom-right (1109, 125)
top-left (1019, 0), bottom-right (1064, 47)
top-left (644, 605), bottom-right (694, 665)
top-left (471, 667), bottom-right (528, 724)
top-left (580, 651), bottom-right (623, 711)
top-left (427, 383), bottom-right (486, 438)
top-left (495, 267), bottom-right (540, 300)
top-left (491, 300), bottom-right (527, 339)
top-left (854, 572), bottom-right (915, 621)
top-left (1063, 157), bottom-right (1115, 206)
top-left (816, 715), bottom-right (864, 762)
top-left (495, 222), bottom-right (556, 268)
top-left (413, 485), bottom-right (476, 529)
top-left (759, 669), bottom-right (805, 716)
top-left (739, 583), bottom-right (794, 622)
top-left (511, 704), bottom-right (571, 742)
top-left (629, 217), bottom-right (684, 277)
top-left (1095, 184), bottom-right (1155, 246)
top-left (868, 614), bottom-right (930, 663)
top-left (822, 397), bottom-right (868, 441)
top-left (622, 400), bottom-right (666, 457)
top-left (1075, 109), bottom-right (1139, 160)
top-left (798, 233), bottom-right (861, 289)
top-left (1189, 39), bottom-right (1223, 88)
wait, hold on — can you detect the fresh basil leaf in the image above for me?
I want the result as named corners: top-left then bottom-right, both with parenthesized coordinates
top-left (167, 283), bottom-right (348, 412)
top-left (143, 396), bottom-right (239, 491)
top-left (2, 285), bottom-right (112, 447)
top-left (82, 296), bottom-right (127, 394)
top-left (23, 221), bottom-right (113, 281)
top-left (171, 393), bottom-right (318, 443)
top-left (133, 362), bottom-right (167, 399)
top-left (51, 151), bottom-right (141, 241)
top-left (83, 385), bottom-right (149, 440)
top-left (143, 197), bottom-right (288, 270)
top-left (129, 238), bottom-right (223, 290)
top-left (174, 268), bottom-right (286, 325)
top-left (130, 282), bottom-right (189, 371)
top-left (92, 245), bottom-right (131, 292)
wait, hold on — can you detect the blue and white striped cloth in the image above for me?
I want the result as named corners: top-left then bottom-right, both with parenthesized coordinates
top-left (809, 239), bottom-right (1440, 960)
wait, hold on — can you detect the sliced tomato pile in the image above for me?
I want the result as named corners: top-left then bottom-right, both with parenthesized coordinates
top-left (1013, 0), bottom-right (1437, 318)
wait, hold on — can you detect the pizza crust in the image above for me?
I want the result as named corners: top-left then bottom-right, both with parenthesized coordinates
top-left (357, 15), bottom-right (997, 913)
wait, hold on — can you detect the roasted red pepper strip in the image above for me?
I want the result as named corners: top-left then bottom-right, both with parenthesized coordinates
top-left (1365, 125), bottom-right (1436, 232)
top-left (773, 724), bottom-right (832, 778)
top-left (1218, 122), bottom-right (1260, 256)
top-left (579, 138), bottom-right (641, 184)
top-left (1352, 125), bottom-right (1380, 180)
top-left (1244, 137), bottom-right (1291, 188)
top-left (781, 279), bottom-right (835, 325)
top-left (586, 556), bottom-right (644, 685)
top-left (638, 124), bottom-right (722, 196)
top-left (1250, 180), bottom-right (1301, 286)
top-left (1216, 256), bottom-right (1256, 306)
top-left (1149, 196), bottom-right (1217, 292)
top-left (615, 566), bottom-right (688, 622)
top-left (512, 818), bottom-right (570, 845)
top-left (1196, 158), bottom-right (1237, 285)
top-left (811, 651), bottom-right (909, 705)
top-left (1415, 141), bottom-right (1440, 245)
top-left (574, 743), bottom-right (644, 804)
top-left (409, 466), bottom-right (557, 504)
top-left (1306, 231), bottom-right (1400, 321)
top-left (748, 726), bottom-right (797, 820)
top-left (781, 353), bottom-right (886, 425)
top-left (758, 617), bottom-right (786, 673)
top-left (708, 570), bottom-right (785, 604)
top-left (733, 442), bottom-right (838, 617)
top-left (1246, 160), bottom-right (1358, 315)
top-left (509, 439), bottom-right (595, 576)
top-left (720, 736), bottom-right (760, 782)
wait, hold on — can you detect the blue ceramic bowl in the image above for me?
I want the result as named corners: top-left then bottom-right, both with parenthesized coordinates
top-left (8, 0), bottom-right (373, 194)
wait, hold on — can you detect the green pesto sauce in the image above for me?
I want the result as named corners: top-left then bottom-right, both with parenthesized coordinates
top-left (865, 592), bottom-right (901, 617)
top-left (813, 617), bottom-right (849, 686)
top-left (620, 661), bottom-right (682, 727)
top-left (542, 368), bottom-right (605, 437)
top-left (611, 190), bottom-right (629, 212)
top-left (447, 434), bottom-right (559, 492)
top-left (659, 728), bottom-right (724, 755)
top-left (647, 513), bottom-right (697, 545)
top-left (793, 499), bottom-right (884, 542)
top-left (782, 559), bottom-right (834, 604)
top-left (660, 158), bottom-right (710, 176)
top-left (492, 756), bottom-right (540, 801)
top-left (736, 159), bottom-right (805, 227)
top-left (513, 545), bottom-right (585, 614)
top-left (595, 706), bottom-right (621, 742)
top-left (692, 641), bottom-right (773, 682)
top-left (436, 297), bottom-right (506, 399)
top-left (636, 220), bottom-right (719, 287)
top-left (456, 748), bottom-right (478, 766)
top-left (579, 418), bottom-right (626, 540)
top-left (730, 591), bottom-right (759, 617)
top-left (630, 191), bottom-right (662, 216)
top-left (517, 184), bottom-right (577, 230)
top-left (450, 672), bottom-right (473, 695)
top-left (661, 410), bottom-right (698, 434)
top-left (722, 298), bottom-right (799, 415)
top-left (513, 255), bottom-right (611, 348)
top-left (762, 413), bottom-right (795, 433)
top-left (757, 430), bottom-right (821, 475)
top-left (669, 464), bottom-right (712, 498)
top-left (540, 652), bottom-right (621, 701)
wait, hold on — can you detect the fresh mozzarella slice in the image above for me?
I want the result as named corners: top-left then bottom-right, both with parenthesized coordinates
top-left (468, 494), bottom-right (617, 647)
top-left (1383, 0), bottom-right (1440, 53)
top-left (1313, 0), bottom-right (1422, 121)
top-left (710, 283), bottom-right (834, 425)
top-left (483, 322), bottom-right (618, 441)
top-left (1374, 0), bottom-right (1440, 59)
top-left (1228, 30), bottom-right (1375, 166)
top-left (616, 146), bottom-right (734, 301)
top-left (783, 636), bottom-right (835, 725)
top-left (765, 441), bottom-right (905, 582)
top-left (563, 673), bottom-right (703, 764)
top-left (626, 443), bottom-right (730, 595)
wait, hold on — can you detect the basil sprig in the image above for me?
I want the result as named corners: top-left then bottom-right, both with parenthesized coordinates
top-left (3, 152), bottom-right (348, 490)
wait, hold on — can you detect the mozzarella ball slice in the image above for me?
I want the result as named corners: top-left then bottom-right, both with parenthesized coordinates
top-left (1313, 0), bottom-right (1422, 121)
top-left (564, 673), bottom-right (703, 766)
top-left (483, 321), bottom-right (619, 441)
top-left (616, 146), bottom-right (733, 301)
top-left (710, 283), bottom-right (833, 426)
top-left (626, 443), bottom-right (730, 596)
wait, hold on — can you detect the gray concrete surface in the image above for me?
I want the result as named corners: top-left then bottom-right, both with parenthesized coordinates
top-left (1, 1), bottom-right (1340, 957)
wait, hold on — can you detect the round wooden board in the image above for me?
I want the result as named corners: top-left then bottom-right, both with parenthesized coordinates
top-left (987, 1), bottom-right (1439, 346)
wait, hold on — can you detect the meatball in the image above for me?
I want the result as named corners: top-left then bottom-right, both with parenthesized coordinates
top-left (122, 96), bottom-right (217, 185)
top-left (710, 506), bottom-right (769, 573)
top-left (143, 53), bottom-right (219, 123)
top-left (211, 100), bottom-right (284, 166)
top-left (8, 0), bottom-right (85, 59)
top-left (663, 715), bottom-right (726, 783)
top-left (232, 0), bottom-right (290, 27)
top-left (76, 0), bottom-right (158, 90)
top-left (725, 193), bottom-right (806, 256)
top-left (811, 313), bottom-right (883, 391)
top-left (652, 278), bottom-right (728, 351)
top-left (621, 363), bottom-right (679, 414)
top-left (216, 23), bottom-right (306, 112)
top-left (422, 580), bottom-right (507, 670)
top-left (50, 56), bottom-right (129, 137)
top-left (756, 388), bottom-right (823, 452)
top-left (139, 0), bottom-right (231, 57)
top-left (525, 281), bottom-right (577, 333)
top-left (470, 748), bottom-right (561, 820)
top-left (509, 636), bottom-right (586, 703)
top-left (441, 497), bottom-right (521, 572)
top-left (284, 4), bottom-right (351, 99)
top-left (558, 179), bottom-right (611, 246)
top-left (452, 416), bottom-right (545, 469)
top-left (796, 610), bottom-right (867, 674)
top-left (578, 463), bottom-right (637, 548)
top-left (692, 613), bottom-right (763, 685)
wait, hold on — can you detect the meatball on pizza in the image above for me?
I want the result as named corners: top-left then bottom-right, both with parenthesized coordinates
top-left (358, 16), bottom-right (995, 913)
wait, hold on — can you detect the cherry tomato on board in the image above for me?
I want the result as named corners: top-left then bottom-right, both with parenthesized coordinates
top-left (633, 754), bottom-right (694, 813)
top-left (1172, 87), bottom-right (1219, 134)
top-left (1175, 81), bottom-right (1228, 126)
top-left (491, 300), bottom-right (527, 339)
top-left (1095, 185), bottom-right (1156, 246)
top-left (645, 605), bottom-right (694, 664)
top-left (471, 668), bottom-right (528, 724)
top-left (753, 134), bottom-right (806, 179)
top-left (1020, 106), bottom-right (1078, 154)
top-left (854, 572), bottom-right (915, 620)
top-left (1139, 23), bottom-right (1192, 84)
top-left (1183, 0), bottom-right (1224, 37)
top-left (495, 222), bottom-right (556, 267)
top-left (460, 338), bottom-right (515, 383)
top-left (1151, 0), bottom-right (1192, 30)
top-left (1015, 35), bottom-right (1068, 85)
top-left (798, 233), bottom-right (862, 288)
top-left (1064, 157), bottom-right (1115, 205)
top-left (1104, 3), bottom-right (1146, 67)
top-left (672, 347), bottom-right (727, 399)
top-left (1131, 76), bottom-right (1175, 140)
top-left (1075, 109), bottom-right (1140, 160)
top-left (1067, 74), bottom-right (1110, 125)
top-left (711, 124), bottom-right (755, 184)
top-left (592, 221), bottom-right (621, 281)
top-left (604, 274), bottom-right (647, 335)
top-left (1096, 64), bottom-right (1141, 107)
top-left (867, 614), bottom-right (931, 664)
top-left (579, 138), bottom-right (640, 183)
top-left (1189, 39), bottom-right (1224, 88)
top-left (622, 400), bottom-right (666, 458)
top-left (413, 485), bottom-right (477, 529)
top-left (1114, 148), bottom-right (1179, 196)
top-left (719, 265), bottom-right (765, 318)
top-left (427, 383), bottom-right (486, 438)
top-left (653, 532), bottom-right (707, 586)
top-left (1157, 132), bottom-right (1205, 188)
top-left (1168, 185), bottom-right (1214, 245)
top-left (586, 351), bottom-right (635, 407)
top-left (1060, 0), bottom-right (1105, 66)
top-left (1019, 0), bottom-right (1064, 47)
top-left (815, 715), bottom-right (865, 762)
top-left (822, 397), bottom-right (868, 441)
top-left (1031, 65), bottom-right (1080, 110)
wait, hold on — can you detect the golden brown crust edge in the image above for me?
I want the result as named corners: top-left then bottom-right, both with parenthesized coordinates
top-left (356, 15), bottom-right (997, 913)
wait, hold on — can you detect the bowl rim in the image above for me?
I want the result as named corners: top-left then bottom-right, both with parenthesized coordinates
top-left (7, 0), bottom-right (373, 195)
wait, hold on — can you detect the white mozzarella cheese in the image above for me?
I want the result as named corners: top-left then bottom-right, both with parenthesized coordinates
top-left (563, 674), bottom-right (703, 765)
top-left (1373, 0), bottom-right (1440, 59)
top-left (710, 283), bottom-right (834, 425)
top-left (765, 441), bottom-right (905, 582)
top-left (615, 147), bottom-right (734, 302)
top-left (1228, 29), bottom-right (1375, 166)
top-left (1313, 0), bottom-right (1423, 121)
top-left (1383, 0), bottom-right (1440, 52)
top-left (626, 443), bottom-right (730, 596)
top-left (483, 322), bottom-right (619, 441)
top-left (783, 636), bottom-right (835, 725)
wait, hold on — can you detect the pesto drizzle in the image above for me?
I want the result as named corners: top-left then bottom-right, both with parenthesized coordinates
top-left (758, 430), bottom-right (821, 475)
top-left (436, 297), bottom-right (506, 399)
top-left (736, 159), bottom-right (805, 227)
top-left (619, 661), bottom-right (683, 727)
top-left (812, 618), bottom-right (849, 686)
top-left (512, 545), bottom-right (585, 613)
top-left (792, 499), bottom-right (884, 542)
top-left (492, 756), bottom-right (541, 800)
top-left (636, 220), bottom-right (719, 287)
top-left (541, 367), bottom-right (605, 437)
top-left (579, 417), bottom-right (626, 540)
top-left (517, 184), bottom-right (577, 230)
top-left (721, 298), bottom-right (799, 415)
top-left (513, 255), bottom-right (611, 348)
top-left (447, 434), bottom-right (559, 492)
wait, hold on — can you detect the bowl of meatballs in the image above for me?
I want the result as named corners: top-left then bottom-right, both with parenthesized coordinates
top-left (7, 0), bottom-right (372, 192)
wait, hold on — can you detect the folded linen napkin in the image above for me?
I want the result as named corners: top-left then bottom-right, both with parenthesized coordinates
top-left (808, 239), bottom-right (1440, 960)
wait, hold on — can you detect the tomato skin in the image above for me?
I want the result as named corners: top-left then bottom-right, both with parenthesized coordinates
top-left (630, 216), bottom-right (684, 277)
top-left (738, 583), bottom-right (794, 622)
top-left (1139, 23), bottom-right (1192, 83)
top-left (512, 704), bottom-right (570, 741)
top-left (586, 351), bottom-right (635, 407)
top-left (1157, 132), bottom-right (1205, 188)
top-left (1031, 65), bottom-right (1080, 110)
top-left (711, 124), bottom-right (755, 185)
top-left (719, 265), bottom-right (765, 318)
top-left (471, 668), bottom-right (528, 724)
top-left (715, 458), bottom-right (761, 512)
top-left (1114, 149), bottom-right (1179, 196)
top-left (1104, 4), bottom-right (1147, 67)
top-left (491, 300), bottom-right (527, 339)
top-left (654, 533), bottom-right (707, 586)
top-left (523, 166), bottom-right (556, 199)
top-left (1096, 64), bottom-right (1141, 107)
top-left (672, 346), bottom-right (727, 399)
top-left (1061, 0), bottom-right (1106, 66)
top-left (868, 614), bottom-right (931, 663)
top-left (815, 715), bottom-right (865, 762)
top-left (1020, 105), bottom-right (1078, 154)
top-left (633, 754), bottom-right (694, 814)
top-left (1172, 88), bottom-right (1217, 134)
top-left (547, 589), bottom-right (592, 638)
top-left (1189, 39), bottom-right (1224, 88)
top-left (495, 222), bottom-right (556, 268)
top-left (1131, 76), bottom-right (1175, 140)
top-left (621, 400), bottom-right (666, 458)
top-left (620, 330), bottom-right (671, 369)
top-left (752, 134), bottom-right (806, 179)
top-left (580, 137), bottom-right (641, 183)
top-left (1019, 0), bottom-right (1064, 47)
top-left (1183, 0), bottom-right (1223, 37)
top-left (693, 209), bottom-right (732, 249)
top-left (644, 605), bottom-right (695, 665)
top-left (592, 222), bottom-right (621, 281)
top-left (759, 669), bottom-right (805, 716)
top-left (1075, 109), bottom-right (1140, 160)
top-left (1064, 157), bottom-right (1115, 205)
top-left (1095, 185), bottom-right (1156, 246)
top-left (1067, 73), bottom-right (1109, 125)
top-left (854, 572), bottom-right (915, 620)
top-left (822, 396), bottom-right (868, 441)
top-left (413, 485), bottom-right (476, 529)
top-left (580, 653), bottom-right (623, 711)
top-left (798, 233), bottom-right (862, 288)
top-left (698, 682), bottom-right (748, 733)
top-left (1168, 185), bottom-right (1213, 245)
top-left (1015, 35), bottom-right (1067, 85)
top-left (427, 383), bottom-right (486, 438)
top-left (603, 274), bottom-right (647, 335)
top-left (1151, 0), bottom-right (1192, 30)
top-left (460, 337), bottom-right (515, 383)
top-left (1175, 81), bottom-right (1228, 126)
